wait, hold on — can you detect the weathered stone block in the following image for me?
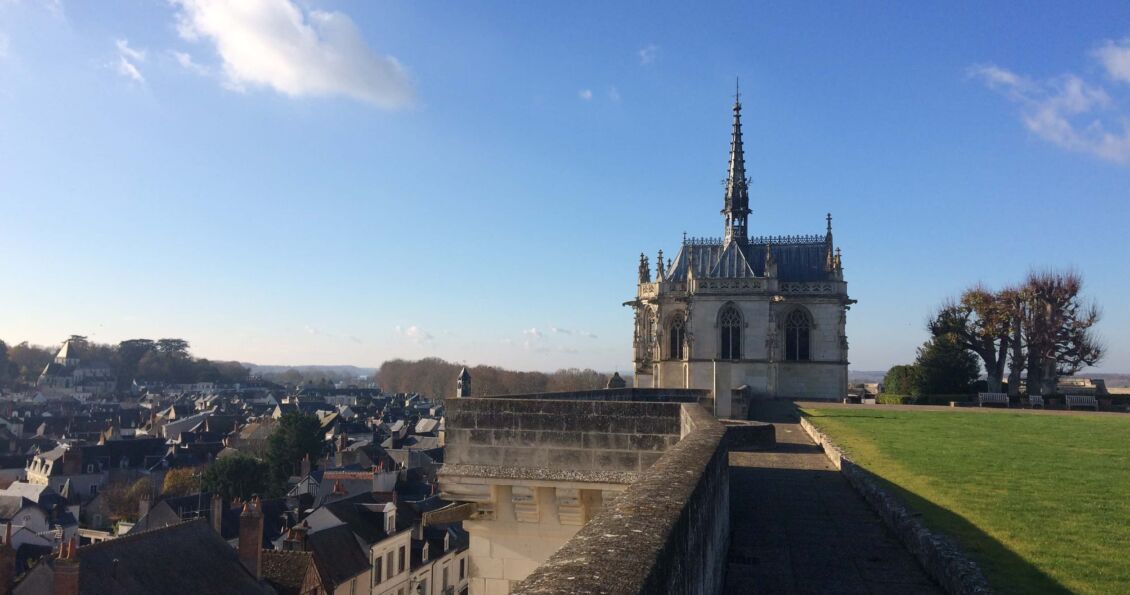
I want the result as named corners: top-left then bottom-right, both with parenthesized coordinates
top-left (629, 434), bottom-right (667, 451)
top-left (593, 450), bottom-right (639, 471)
top-left (546, 448), bottom-right (593, 470)
top-left (467, 445), bottom-right (502, 466)
top-left (539, 431), bottom-right (583, 448)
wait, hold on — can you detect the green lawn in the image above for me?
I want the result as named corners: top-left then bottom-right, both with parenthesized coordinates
top-left (802, 408), bottom-right (1130, 595)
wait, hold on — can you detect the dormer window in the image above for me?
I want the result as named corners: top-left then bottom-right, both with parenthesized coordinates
top-left (422, 543), bottom-right (429, 563)
top-left (86, 464), bottom-right (94, 474)
top-left (443, 533), bottom-right (450, 552)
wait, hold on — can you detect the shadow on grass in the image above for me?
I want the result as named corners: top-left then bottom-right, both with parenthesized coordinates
top-left (863, 470), bottom-right (1072, 594)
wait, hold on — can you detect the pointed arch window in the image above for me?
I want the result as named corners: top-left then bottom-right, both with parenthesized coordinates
top-left (719, 306), bottom-right (742, 360)
top-left (785, 309), bottom-right (811, 361)
top-left (668, 314), bottom-right (687, 360)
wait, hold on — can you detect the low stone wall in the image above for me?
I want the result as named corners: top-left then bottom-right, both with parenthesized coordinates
top-left (511, 404), bottom-right (768, 595)
top-left (799, 416), bottom-right (994, 595)
top-left (478, 387), bottom-right (710, 403)
top-left (445, 398), bottom-right (681, 473)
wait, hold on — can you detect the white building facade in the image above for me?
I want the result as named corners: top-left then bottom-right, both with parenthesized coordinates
top-left (629, 93), bottom-right (853, 407)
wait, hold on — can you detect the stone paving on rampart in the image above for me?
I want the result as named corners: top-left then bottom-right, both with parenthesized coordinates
top-left (724, 400), bottom-right (941, 594)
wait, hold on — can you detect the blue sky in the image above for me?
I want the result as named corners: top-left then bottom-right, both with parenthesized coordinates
top-left (1, 1), bottom-right (1128, 374)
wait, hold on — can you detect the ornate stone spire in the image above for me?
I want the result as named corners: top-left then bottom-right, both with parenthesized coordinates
top-left (656, 249), bottom-right (665, 280)
top-left (722, 79), bottom-right (751, 244)
top-left (825, 213), bottom-right (835, 271)
top-left (638, 253), bottom-right (651, 283)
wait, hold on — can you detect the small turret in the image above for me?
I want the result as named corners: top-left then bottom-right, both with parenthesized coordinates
top-left (456, 367), bottom-right (471, 398)
top-left (638, 253), bottom-right (651, 283)
top-left (656, 249), bottom-right (665, 281)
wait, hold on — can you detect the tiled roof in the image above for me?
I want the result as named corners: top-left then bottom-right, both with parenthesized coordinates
top-left (262, 550), bottom-right (315, 595)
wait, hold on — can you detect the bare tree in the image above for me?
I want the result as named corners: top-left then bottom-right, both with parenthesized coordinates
top-left (1020, 270), bottom-right (1103, 395)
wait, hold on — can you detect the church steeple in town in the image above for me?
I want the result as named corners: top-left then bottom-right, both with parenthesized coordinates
top-left (722, 79), bottom-right (751, 244)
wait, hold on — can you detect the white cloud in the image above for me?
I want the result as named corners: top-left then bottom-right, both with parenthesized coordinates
top-left (172, 0), bottom-right (414, 108)
top-left (395, 325), bottom-right (433, 344)
top-left (578, 88), bottom-right (592, 101)
top-left (522, 328), bottom-right (543, 338)
top-left (114, 38), bottom-right (145, 83)
top-left (549, 326), bottom-right (571, 335)
top-left (1094, 38), bottom-right (1130, 84)
top-left (638, 43), bottom-right (659, 65)
top-left (115, 38), bottom-right (145, 62)
top-left (970, 56), bottom-right (1130, 165)
top-left (172, 50), bottom-right (209, 75)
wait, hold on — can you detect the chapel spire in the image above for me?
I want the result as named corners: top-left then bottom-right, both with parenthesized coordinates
top-left (722, 79), bottom-right (751, 243)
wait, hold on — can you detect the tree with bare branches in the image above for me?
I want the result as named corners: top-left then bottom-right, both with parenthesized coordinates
top-left (1019, 270), bottom-right (1103, 395)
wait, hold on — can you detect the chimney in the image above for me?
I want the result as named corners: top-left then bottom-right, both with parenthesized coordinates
top-left (300, 454), bottom-right (311, 478)
top-left (238, 498), bottom-right (264, 579)
top-left (138, 493), bottom-right (151, 519)
top-left (0, 524), bottom-right (16, 595)
top-left (53, 538), bottom-right (80, 595)
top-left (284, 521), bottom-right (309, 552)
top-left (210, 494), bottom-right (223, 534)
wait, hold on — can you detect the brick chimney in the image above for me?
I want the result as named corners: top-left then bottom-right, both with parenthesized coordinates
top-left (238, 498), bottom-right (263, 579)
top-left (0, 524), bottom-right (16, 595)
top-left (210, 494), bottom-right (223, 534)
top-left (53, 538), bottom-right (80, 595)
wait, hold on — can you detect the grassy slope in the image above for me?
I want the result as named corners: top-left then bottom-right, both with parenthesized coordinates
top-left (802, 408), bottom-right (1130, 594)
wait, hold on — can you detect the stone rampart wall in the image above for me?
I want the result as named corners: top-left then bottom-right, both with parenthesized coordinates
top-left (477, 387), bottom-right (710, 403)
top-left (444, 398), bottom-right (681, 473)
top-left (511, 404), bottom-right (742, 595)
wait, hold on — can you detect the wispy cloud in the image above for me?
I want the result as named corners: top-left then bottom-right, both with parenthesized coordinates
top-left (114, 38), bottom-right (145, 83)
top-left (172, 0), bottom-right (414, 108)
top-left (638, 43), bottom-right (659, 65)
top-left (578, 88), bottom-right (593, 101)
top-left (608, 86), bottom-right (621, 102)
top-left (971, 37), bottom-right (1130, 165)
top-left (171, 50), bottom-right (209, 75)
top-left (395, 325), bottom-right (433, 344)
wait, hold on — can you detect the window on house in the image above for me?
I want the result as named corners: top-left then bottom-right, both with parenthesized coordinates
top-left (443, 566), bottom-right (449, 589)
top-left (460, 558), bottom-right (466, 580)
top-left (668, 315), bottom-right (686, 360)
top-left (719, 306), bottom-right (742, 360)
top-left (375, 555), bottom-right (383, 584)
top-left (86, 464), bottom-right (94, 473)
top-left (785, 310), bottom-right (811, 361)
top-left (89, 485), bottom-right (98, 495)
top-left (386, 552), bottom-right (393, 578)
top-left (398, 545), bottom-right (406, 573)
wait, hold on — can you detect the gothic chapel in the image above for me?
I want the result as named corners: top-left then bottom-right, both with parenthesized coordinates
top-left (628, 90), bottom-right (853, 409)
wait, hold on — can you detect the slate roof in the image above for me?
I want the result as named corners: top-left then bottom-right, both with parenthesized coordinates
top-left (306, 523), bottom-right (371, 587)
top-left (666, 238), bottom-right (832, 282)
top-left (70, 519), bottom-right (271, 594)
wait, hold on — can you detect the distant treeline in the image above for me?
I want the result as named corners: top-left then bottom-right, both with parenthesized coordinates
top-left (0, 336), bottom-right (249, 391)
top-left (375, 357), bottom-right (626, 399)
